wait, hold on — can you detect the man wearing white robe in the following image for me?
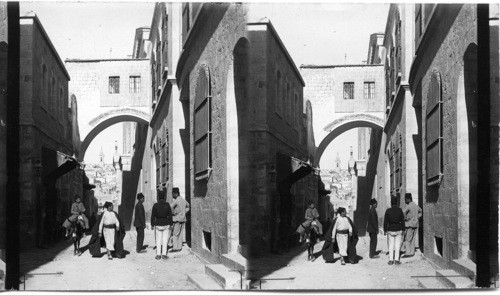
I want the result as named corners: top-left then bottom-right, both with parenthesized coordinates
top-left (332, 207), bottom-right (352, 265)
top-left (99, 202), bottom-right (119, 260)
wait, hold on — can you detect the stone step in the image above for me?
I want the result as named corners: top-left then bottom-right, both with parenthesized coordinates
top-left (221, 253), bottom-right (248, 277)
top-left (205, 264), bottom-right (242, 290)
top-left (436, 269), bottom-right (475, 289)
top-left (452, 258), bottom-right (476, 282)
top-left (187, 273), bottom-right (223, 290)
top-left (417, 276), bottom-right (449, 289)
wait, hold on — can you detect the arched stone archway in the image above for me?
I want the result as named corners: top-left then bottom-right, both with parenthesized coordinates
top-left (314, 113), bottom-right (384, 167)
top-left (79, 108), bottom-right (150, 161)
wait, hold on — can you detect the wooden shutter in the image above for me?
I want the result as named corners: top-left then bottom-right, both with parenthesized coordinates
top-left (426, 72), bottom-right (443, 185)
top-left (194, 67), bottom-right (211, 179)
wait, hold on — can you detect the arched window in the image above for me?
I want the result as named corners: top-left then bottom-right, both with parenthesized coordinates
top-left (282, 79), bottom-right (286, 118)
top-left (59, 87), bottom-right (64, 121)
top-left (51, 78), bottom-right (56, 115)
top-left (194, 66), bottom-right (212, 180)
top-left (286, 83), bottom-right (291, 122)
top-left (160, 126), bottom-right (169, 184)
top-left (42, 65), bottom-right (47, 107)
top-left (426, 71), bottom-right (443, 186)
top-left (292, 93), bottom-right (300, 128)
top-left (47, 76), bottom-right (52, 113)
top-left (276, 71), bottom-right (282, 115)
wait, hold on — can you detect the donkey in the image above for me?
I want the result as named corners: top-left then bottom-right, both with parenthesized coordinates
top-left (70, 219), bottom-right (85, 256)
top-left (305, 223), bottom-right (320, 261)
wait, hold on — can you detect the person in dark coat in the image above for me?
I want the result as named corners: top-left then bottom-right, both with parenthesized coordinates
top-left (87, 204), bottom-right (126, 258)
top-left (367, 199), bottom-right (379, 258)
top-left (151, 191), bottom-right (173, 260)
top-left (134, 193), bottom-right (147, 253)
top-left (321, 207), bottom-right (359, 264)
top-left (383, 195), bottom-right (405, 265)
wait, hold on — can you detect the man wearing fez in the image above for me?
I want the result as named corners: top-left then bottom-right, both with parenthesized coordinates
top-left (151, 190), bottom-right (173, 260)
top-left (401, 193), bottom-right (422, 257)
top-left (134, 193), bottom-right (147, 253)
top-left (170, 188), bottom-right (190, 252)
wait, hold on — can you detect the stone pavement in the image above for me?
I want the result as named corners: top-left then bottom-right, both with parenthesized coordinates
top-left (19, 228), bottom-right (204, 291)
top-left (248, 234), bottom-right (437, 290)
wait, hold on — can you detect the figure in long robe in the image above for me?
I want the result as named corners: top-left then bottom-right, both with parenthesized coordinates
top-left (87, 205), bottom-right (126, 258)
top-left (322, 207), bottom-right (358, 264)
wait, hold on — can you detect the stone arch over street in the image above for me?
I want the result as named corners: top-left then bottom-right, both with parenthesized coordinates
top-left (314, 113), bottom-right (384, 167)
top-left (314, 113), bottom-right (384, 236)
top-left (79, 108), bottom-right (150, 161)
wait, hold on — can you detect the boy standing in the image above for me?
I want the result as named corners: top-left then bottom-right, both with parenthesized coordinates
top-left (367, 199), bottom-right (379, 258)
top-left (134, 193), bottom-right (147, 253)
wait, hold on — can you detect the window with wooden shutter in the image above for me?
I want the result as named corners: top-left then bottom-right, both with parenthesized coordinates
top-left (426, 71), bottom-right (443, 186)
top-left (161, 128), bottom-right (169, 183)
top-left (155, 137), bottom-right (161, 188)
top-left (389, 145), bottom-right (395, 194)
top-left (194, 67), bottom-right (212, 180)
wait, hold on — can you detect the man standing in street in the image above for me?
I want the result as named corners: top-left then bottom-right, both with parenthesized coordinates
top-left (170, 187), bottom-right (190, 252)
top-left (134, 193), bottom-right (147, 254)
top-left (401, 193), bottom-right (422, 257)
top-left (151, 191), bottom-right (173, 260)
top-left (367, 198), bottom-right (379, 259)
top-left (98, 202), bottom-right (120, 260)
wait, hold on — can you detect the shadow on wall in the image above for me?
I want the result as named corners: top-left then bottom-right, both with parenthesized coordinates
top-left (247, 153), bottom-right (315, 283)
top-left (119, 123), bottom-right (147, 230)
top-left (354, 128), bottom-right (382, 237)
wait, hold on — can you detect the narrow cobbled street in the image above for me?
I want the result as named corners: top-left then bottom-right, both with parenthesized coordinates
top-left (20, 229), bottom-right (204, 291)
top-left (249, 234), bottom-right (436, 290)
top-left (20, 228), bottom-right (438, 290)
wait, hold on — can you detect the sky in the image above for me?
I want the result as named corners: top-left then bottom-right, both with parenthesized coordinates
top-left (19, 2), bottom-right (389, 166)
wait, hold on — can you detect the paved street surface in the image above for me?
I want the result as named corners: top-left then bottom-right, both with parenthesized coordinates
top-left (249, 234), bottom-right (436, 290)
top-left (20, 229), bottom-right (437, 291)
top-left (19, 229), bottom-right (203, 291)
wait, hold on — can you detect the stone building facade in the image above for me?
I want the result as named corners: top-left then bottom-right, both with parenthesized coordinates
top-left (408, 4), bottom-right (499, 284)
top-left (18, 13), bottom-right (83, 249)
top-left (65, 58), bottom-right (151, 228)
top-left (300, 64), bottom-right (385, 234)
top-left (173, 3), bottom-right (317, 266)
top-left (0, 2), bottom-right (7, 260)
top-left (374, 4), bottom-right (421, 239)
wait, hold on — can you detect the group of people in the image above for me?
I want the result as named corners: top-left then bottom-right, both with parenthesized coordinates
top-left (134, 187), bottom-right (190, 260)
top-left (61, 187), bottom-right (190, 260)
top-left (368, 192), bottom-right (422, 265)
top-left (297, 192), bottom-right (422, 266)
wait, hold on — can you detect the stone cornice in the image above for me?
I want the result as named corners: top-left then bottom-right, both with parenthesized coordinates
top-left (89, 108), bottom-right (150, 127)
top-left (384, 82), bottom-right (411, 133)
top-left (323, 113), bottom-right (384, 133)
top-left (150, 78), bottom-right (176, 127)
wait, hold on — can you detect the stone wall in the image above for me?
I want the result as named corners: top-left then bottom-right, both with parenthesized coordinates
top-left (410, 4), bottom-right (478, 269)
top-left (65, 59), bottom-right (151, 142)
top-left (0, 2), bottom-right (8, 258)
top-left (16, 16), bottom-right (83, 248)
top-left (300, 65), bottom-right (385, 152)
top-left (179, 4), bottom-right (247, 263)
top-left (176, 3), bottom-right (315, 261)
